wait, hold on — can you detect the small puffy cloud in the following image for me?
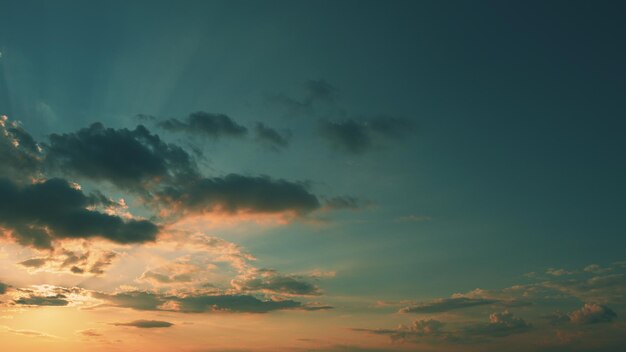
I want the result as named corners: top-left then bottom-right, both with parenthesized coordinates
top-left (254, 123), bottom-right (291, 151)
top-left (159, 112), bottom-right (247, 139)
top-left (16, 247), bottom-right (119, 276)
top-left (463, 311), bottom-right (532, 338)
top-left (568, 303), bottom-right (617, 325)
top-left (354, 319), bottom-right (446, 342)
top-left (232, 269), bottom-right (322, 296)
top-left (359, 311), bottom-right (531, 345)
top-left (113, 320), bottom-right (173, 328)
top-left (583, 264), bottom-right (611, 274)
top-left (0, 177), bottom-right (159, 249)
top-left (400, 297), bottom-right (499, 314)
top-left (546, 268), bottom-right (574, 276)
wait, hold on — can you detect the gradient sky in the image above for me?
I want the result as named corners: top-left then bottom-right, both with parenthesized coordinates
top-left (0, 1), bottom-right (625, 351)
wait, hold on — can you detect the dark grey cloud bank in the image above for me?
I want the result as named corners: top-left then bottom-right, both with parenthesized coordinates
top-left (41, 118), bottom-right (321, 217)
top-left (158, 174), bottom-right (320, 215)
top-left (159, 111), bottom-right (247, 139)
top-left (93, 290), bottom-right (307, 313)
top-left (113, 320), bottom-right (173, 328)
top-left (46, 122), bottom-right (198, 191)
top-left (0, 177), bottom-right (159, 249)
top-left (400, 297), bottom-right (499, 314)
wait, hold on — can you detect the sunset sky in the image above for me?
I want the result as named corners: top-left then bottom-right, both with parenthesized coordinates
top-left (0, 1), bottom-right (625, 351)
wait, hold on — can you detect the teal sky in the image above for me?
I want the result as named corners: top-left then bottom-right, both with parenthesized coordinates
top-left (0, 1), bottom-right (625, 351)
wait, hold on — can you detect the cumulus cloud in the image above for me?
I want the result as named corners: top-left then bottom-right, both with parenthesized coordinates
top-left (232, 269), bottom-right (322, 296)
top-left (400, 297), bottom-right (499, 314)
top-left (568, 303), bottom-right (617, 325)
top-left (93, 290), bottom-right (305, 313)
top-left (157, 174), bottom-right (320, 216)
top-left (0, 177), bottom-right (159, 249)
top-left (113, 320), bottom-right (173, 328)
top-left (159, 111), bottom-right (247, 138)
top-left (319, 116), bottom-right (414, 154)
top-left (462, 311), bottom-right (531, 338)
top-left (254, 123), bottom-right (291, 151)
top-left (16, 247), bottom-right (119, 276)
top-left (45, 122), bottom-right (198, 191)
top-left (358, 311), bottom-right (530, 344)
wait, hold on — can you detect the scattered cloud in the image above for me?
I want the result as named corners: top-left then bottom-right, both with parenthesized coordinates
top-left (254, 123), bottom-right (291, 151)
top-left (232, 269), bottom-right (322, 296)
top-left (568, 303), bottom-right (617, 325)
top-left (319, 116), bottom-right (414, 154)
top-left (159, 112), bottom-right (247, 139)
top-left (113, 320), bottom-right (174, 328)
top-left (400, 297), bottom-right (499, 314)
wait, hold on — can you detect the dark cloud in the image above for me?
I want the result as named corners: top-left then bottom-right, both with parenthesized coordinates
top-left (0, 116), bottom-right (42, 180)
top-left (94, 290), bottom-right (305, 313)
top-left (16, 249), bottom-right (118, 276)
top-left (319, 116), bottom-right (414, 154)
top-left (254, 123), bottom-right (291, 151)
top-left (89, 251), bottom-right (118, 275)
top-left (15, 293), bottom-right (69, 306)
top-left (92, 291), bottom-right (163, 311)
top-left (400, 297), bottom-right (499, 314)
top-left (359, 311), bottom-right (530, 344)
top-left (158, 174), bottom-right (320, 216)
top-left (159, 112), bottom-right (247, 139)
top-left (18, 258), bottom-right (48, 268)
top-left (175, 294), bottom-right (302, 313)
top-left (113, 320), bottom-right (173, 328)
top-left (0, 282), bottom-right (8, 294)
top-left (45, 123), bottom-right (198, 191)
top-left (232, 269), bottom-right (322, 296)
top-left (0, 177), bottom-right (159, 249)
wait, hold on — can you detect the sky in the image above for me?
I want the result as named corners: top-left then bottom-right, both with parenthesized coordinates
top-left (0, 1), bottom-right (625, 351)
